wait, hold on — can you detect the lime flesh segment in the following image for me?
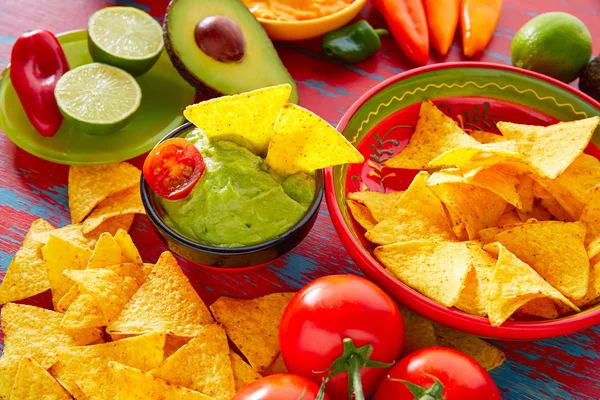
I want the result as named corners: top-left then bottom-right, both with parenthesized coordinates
top-left (55, 63), bottom-right (142, 136)
top-left (88, 6), bottom-right (164, 75)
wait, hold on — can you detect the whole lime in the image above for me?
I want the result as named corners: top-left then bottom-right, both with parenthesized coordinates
top-left (511, 12), bottom-right (592, 83)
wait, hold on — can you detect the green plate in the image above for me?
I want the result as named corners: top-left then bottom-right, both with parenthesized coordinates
top-left (0, 30), bottom-right (195, 165)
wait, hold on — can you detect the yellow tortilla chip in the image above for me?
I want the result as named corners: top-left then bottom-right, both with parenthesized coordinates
top-left (495, 221), bottom-right (590, 300)
top-left (477, 224), bottom-right (522, 245)
top-left (432, 324), bottom-right (506, 371)
top-left (348, 191), bottom-right (404, 222)
top-left (397, 305), bottom-right (437, 357)
top-left (539, 197), bottom-right (573, 221)
top-left (210, 292), bottom-right (295, 373)
top-left (517, 298), bottom-right (559, 319)
top-left (0, 355), bottom-right (21, 400)
top-left (455, 245), bottom-right (496, 316)
top-left (264, 353), bottom-right (288, 375)
top-left (150, 324), bottom-right (235, 400)
top-left (581, 185), bottom-right (600, 258)
top-left (32, 223), bottom-right (96, 250)
top-left (384, 100), bottom-right (480, 169)
top-left (62, 269), bottom-right (139, 328)
top-left (470, 131), bottom-right (508, 144)
top-left (41, 235), bottom-right (93, 309)
top-left (50, 333), bottom-right (165, 400)
top-left (483, 243), bottom-right (579, 326)
top-left (110, 362), bottom-right (213, 400)
top-left (497, 117), bottom-right (599, 179)
top-left (107, 252), bottom-right (214, 337)
top-left (84, 214), bottom-right (135, 241)
top-left (497, 209), bottom-right (522, 226)
top-left (0, 219), bottom-right (54, 304)
top-left (230, 351), bottom-right (262, 391)
top-left (265, 103), bottom-right (363, 174)
top-left (428, 140), bottom-right (521, 169)
top-left (69, 162), bottom-right (141, 224)
top-left (10, 358), bottom-right (71, 400)
top-left (60, 293), bottom-right (106, 330)
top-left (428, 181), bottom-right (507, 240)
top-left (573, 256), bottom-right (600, 308)
top-left (366, 172), bottom-right (457, 245)
top-left (82, 186), bottom-right (145, 234)
top-left (87, 232), bottom-right (123, 269)
top-left (55, 286), bottom-right (81, 313)
top-left (184, 85), bottom-right (291, 156)
top-left (1, 304), bottom-right (102, 369)
top-left (346, 200), bottom-right (377, 231)
top-left (374, 241), bottom-right (477, 307)
top-left (517, 175), bottom-right (535, 214)
top-left (517, 202), bottom-right (553, 222)
top-left (115, 229), bottom-right (144, 264)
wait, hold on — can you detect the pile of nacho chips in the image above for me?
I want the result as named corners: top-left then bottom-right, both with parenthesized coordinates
top-left (347, 99), bottom-right (600, 326)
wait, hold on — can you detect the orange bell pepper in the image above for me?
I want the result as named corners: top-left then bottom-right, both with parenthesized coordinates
top-left (461, 0), bottom-right (503, 57)
top-left (424, 0), bottom-right (460, 56)
top-left (375, 0), bottom-right (429, 65)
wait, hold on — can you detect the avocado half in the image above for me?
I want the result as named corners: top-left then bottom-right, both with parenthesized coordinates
top-left (164, 0), bottom-right (299, 103)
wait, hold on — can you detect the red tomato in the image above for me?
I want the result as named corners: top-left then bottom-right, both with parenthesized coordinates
top-left (279, 275), bottom-right (404, 400)
top-left (143, 138), bottom-right (205, 200)
top-left (374, 347), bottom-right (502, 400)
top-left (231, 374), bottom-right (328, 400)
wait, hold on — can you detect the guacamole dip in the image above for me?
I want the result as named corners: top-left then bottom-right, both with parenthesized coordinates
top-left (160, 129), bottom-right (316, 248)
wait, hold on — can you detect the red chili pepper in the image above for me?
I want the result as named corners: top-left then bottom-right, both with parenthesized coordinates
top-left (10, 30), bottom-right (69, 137)
top-left (374, 0), bottom-right (429, 66)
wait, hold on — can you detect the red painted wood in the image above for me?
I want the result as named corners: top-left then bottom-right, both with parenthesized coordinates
top-left (0, 1), bottom-right (599, 398)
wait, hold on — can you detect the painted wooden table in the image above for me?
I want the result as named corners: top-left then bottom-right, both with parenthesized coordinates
top-left (0, 0), bottom-right (599, 399)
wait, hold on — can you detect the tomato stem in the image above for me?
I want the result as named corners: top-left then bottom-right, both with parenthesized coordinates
top-left (388, 375), bottom-right (445, 400)
top-left (348, 354), bottom-right (365, 400)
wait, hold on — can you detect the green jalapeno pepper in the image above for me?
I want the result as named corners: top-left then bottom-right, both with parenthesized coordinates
top-left (322, 20), bottom-right (389, 64)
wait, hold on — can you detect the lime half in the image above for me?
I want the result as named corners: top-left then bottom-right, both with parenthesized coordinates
top-left (88, 6), bottom-right (164, 76)
top-left (55, 63), bottom-right (142, 136)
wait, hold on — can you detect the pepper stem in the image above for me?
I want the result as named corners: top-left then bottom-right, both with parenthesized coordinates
top-left (374, 28), bottom-right (390, 37)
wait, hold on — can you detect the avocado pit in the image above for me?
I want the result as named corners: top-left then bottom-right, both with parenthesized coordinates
top-left (194, 15), bottom-right (246, 63)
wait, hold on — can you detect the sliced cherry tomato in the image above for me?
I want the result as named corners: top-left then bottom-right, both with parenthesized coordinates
top-left (374, 347), bottom-right (502, 400)
top-left (231, 374), bottom-right (328, 400)
top-left (143, 138), bottom-right (205, 200)
top-left (279, 275), bottom-right (404, 400)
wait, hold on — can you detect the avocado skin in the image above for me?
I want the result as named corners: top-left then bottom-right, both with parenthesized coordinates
top-left (162, 0), bottom-right (298, 102)
top-left (580, 56), bottom-right (600, 103)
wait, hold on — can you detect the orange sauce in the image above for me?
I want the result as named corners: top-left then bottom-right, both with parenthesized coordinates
top-left (243, 0), bottom-right (355, 21)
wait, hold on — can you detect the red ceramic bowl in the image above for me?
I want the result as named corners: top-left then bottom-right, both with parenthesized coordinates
top-left (326, 62), bottom-right (600, 340)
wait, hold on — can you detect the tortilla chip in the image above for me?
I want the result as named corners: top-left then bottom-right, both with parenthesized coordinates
top-left (264, 353), bottom-right (288, 375)
top-left (0, 355), bottom-right (21, 400)
top-left (483, 243), bottom-right (579, 326)
top-left (470, 131), bottom-right (508, 144)
top-left (107, 252), bottom-right (214, 337)
top-left (517, 175), bottom-right (535, 214)
top-left (477, 224), bottom-right (521, 245)
top-left (455, 245), bottom-right (496, 316)
top-left (0, 219), bottom-right (54, 304)
top-left (1, 304), bottom-right (102, 369)
top-left (552, 154), bottom-right (600, 218)
top-left (374, 241), bottom-right (478, 307)
top-left (115, 229), bottom-right (143, 264)
top-left (210, 292), bottom-right (295, 373)
top-left (497, 117), bottom-right (599, 179)
top-left (10, 358), bottom-right (71, 400)
top-left (347, 191), bottom-right (404, 222)
top-left (346, 200), bottom-right (377, 231)
top-left (184, 85), bottom-right (291, 156)
top-left (366, 172), bottom-right (457, 245)
top-left (265, 103), bottom-right (363, 174)
top-left (41, 236), bottom-right (93, 309)
top-left (55, 286), bottom-right (80, 314)
top-left (86, 232), bottom-right (123, 269)
top-left (539, 197), bottom-right (573, 221)
top-left (517, 202), bottom-right (553, 222)
top-left (432, 324), bottom-right (506, 371)
top-left (50, 333), bottom-right (165, 400)
top-left (69, 162), bottom-right (141, 224)
top-left (428, 182), bottom-right (507, 240)
top-left (82, 186), bottom-right (145, 234)
top-left (429, 166), bottom-right (522, 209)
top-left (494, 221), bottom-right (589, 299)
top-left (397, 305), bottom-right (437, 356)
top-left (150, 324), bottom-right (235, 400)
top-left (517, 298), bottom-right (559, 319)
top-left (230, 351), bottom-right (262, 391)
top-left (110, 362), bottom-right (213, 400)
top-left (84, 214), bottom-right (135, 241)
top-left (32, 223), bottom-right (96, 250)
top-left (60, 293), bottom-right (106, 330)
top-left (384, 100), bottom-right (480, 169)
top-left (428, 141), bottom-right (521, 169)
top-left (106, 262), bottom-right (154, 286)
top-left (62, 269), bottom-right (139, 328)
top-left (497, 210), bottom-right (522, 226)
